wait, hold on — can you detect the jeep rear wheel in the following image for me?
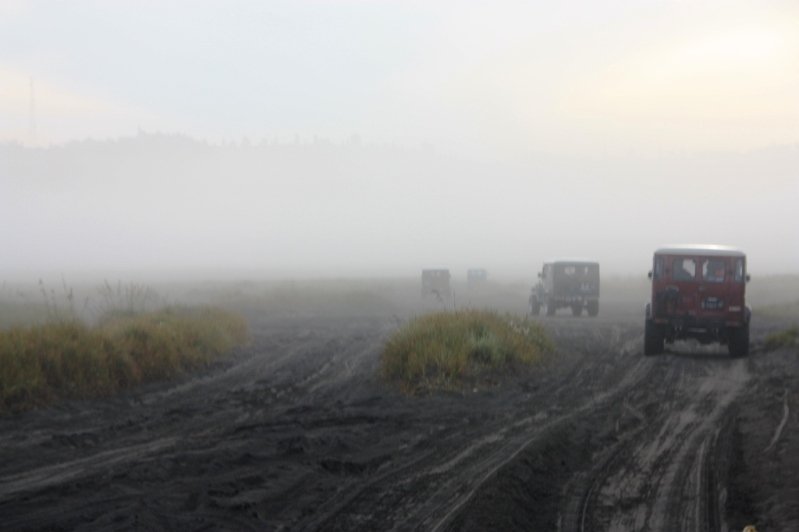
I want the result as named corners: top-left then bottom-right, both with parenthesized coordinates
top-left (546, 301), bottom-right (556, 316)
top-left (587, 300), bottom-right (599, 317)
top-left (728, 324), bottom-right (750, 357)
top-left (644, 320), bottom-right (664, 356)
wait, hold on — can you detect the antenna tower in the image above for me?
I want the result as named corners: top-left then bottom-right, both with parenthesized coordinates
top-left (29, 77), bottom-right (37, 146)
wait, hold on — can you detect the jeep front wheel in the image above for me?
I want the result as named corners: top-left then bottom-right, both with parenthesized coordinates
top-left (728, 325), bottom-right (750, 357)
top-left (644, 320), bottom-right (664, 356)
top-left (530, 297), bottom-right (541, 316)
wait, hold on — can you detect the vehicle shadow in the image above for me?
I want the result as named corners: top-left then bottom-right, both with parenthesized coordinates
top-left (664, 343), bottom-right (736, 361)
top-left (666, 351), bottom-right (736, 361)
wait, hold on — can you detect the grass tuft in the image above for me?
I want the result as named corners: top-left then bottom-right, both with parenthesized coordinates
top-left (381, 310), bottom-right (552, 393)
top-left (764, 326), bottom-right (799, 352)
top-left (0, 307), bottom-right (248, 414)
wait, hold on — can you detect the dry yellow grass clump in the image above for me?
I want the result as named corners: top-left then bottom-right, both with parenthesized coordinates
top-left (382, 310), bottom-right (552, 393)
top-left (0, 307), bottom-right (248, 413)
top-left (764, 325), bottom-right (799, 352)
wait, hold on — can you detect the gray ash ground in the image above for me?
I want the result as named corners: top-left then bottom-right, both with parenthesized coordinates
top-left (0, 285), bottom-right (796, 531)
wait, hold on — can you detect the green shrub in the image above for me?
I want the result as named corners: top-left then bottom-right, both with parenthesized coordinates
top-left (382, 310), bottom-right (552, 393)
top-left (0, 307), bottom-right (248, 414)
top-left (764, 326), bottom-right (799, 352)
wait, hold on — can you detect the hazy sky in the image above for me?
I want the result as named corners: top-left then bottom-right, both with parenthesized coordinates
top-left (1, 1), bottom-right (798, 279)
top-left (2, 1), bottom-right (798, 155)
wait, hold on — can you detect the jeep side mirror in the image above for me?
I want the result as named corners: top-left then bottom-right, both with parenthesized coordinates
top-left (746, 274), bottom-right (751, 282)
top-left (648, 271), bottom-right (653, 279)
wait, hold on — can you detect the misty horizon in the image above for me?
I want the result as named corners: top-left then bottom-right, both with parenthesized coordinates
top-left (2, 133), bottom-right (798, 281)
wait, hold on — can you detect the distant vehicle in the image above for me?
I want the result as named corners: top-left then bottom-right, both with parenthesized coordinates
top-left (530, 260), bottom-right (600, 317)
top-left (644, 245), bottom-right (750, 356)
top-left (466, 268), bottom-right (488, 286)
top-left (421, 269), bottom-right (451, 299)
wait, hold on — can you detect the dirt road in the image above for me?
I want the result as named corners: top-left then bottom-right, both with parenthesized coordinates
top-left (0, 303), bottom-right (796, 530)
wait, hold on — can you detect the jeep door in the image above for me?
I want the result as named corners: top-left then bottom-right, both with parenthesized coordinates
top-left (665, 256), bottom-right (701, 317)
top-left (695, 256), bottom-right (731, 320)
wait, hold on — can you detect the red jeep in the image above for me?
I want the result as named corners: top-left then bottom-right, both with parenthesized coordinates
top-left (644, 245), bottom-right (750, 356)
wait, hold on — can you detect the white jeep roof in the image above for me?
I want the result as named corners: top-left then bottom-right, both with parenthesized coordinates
top-left (544, 258), bottom-right (599, 265)
top-left (654, 244), bottom-right (746, 257)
